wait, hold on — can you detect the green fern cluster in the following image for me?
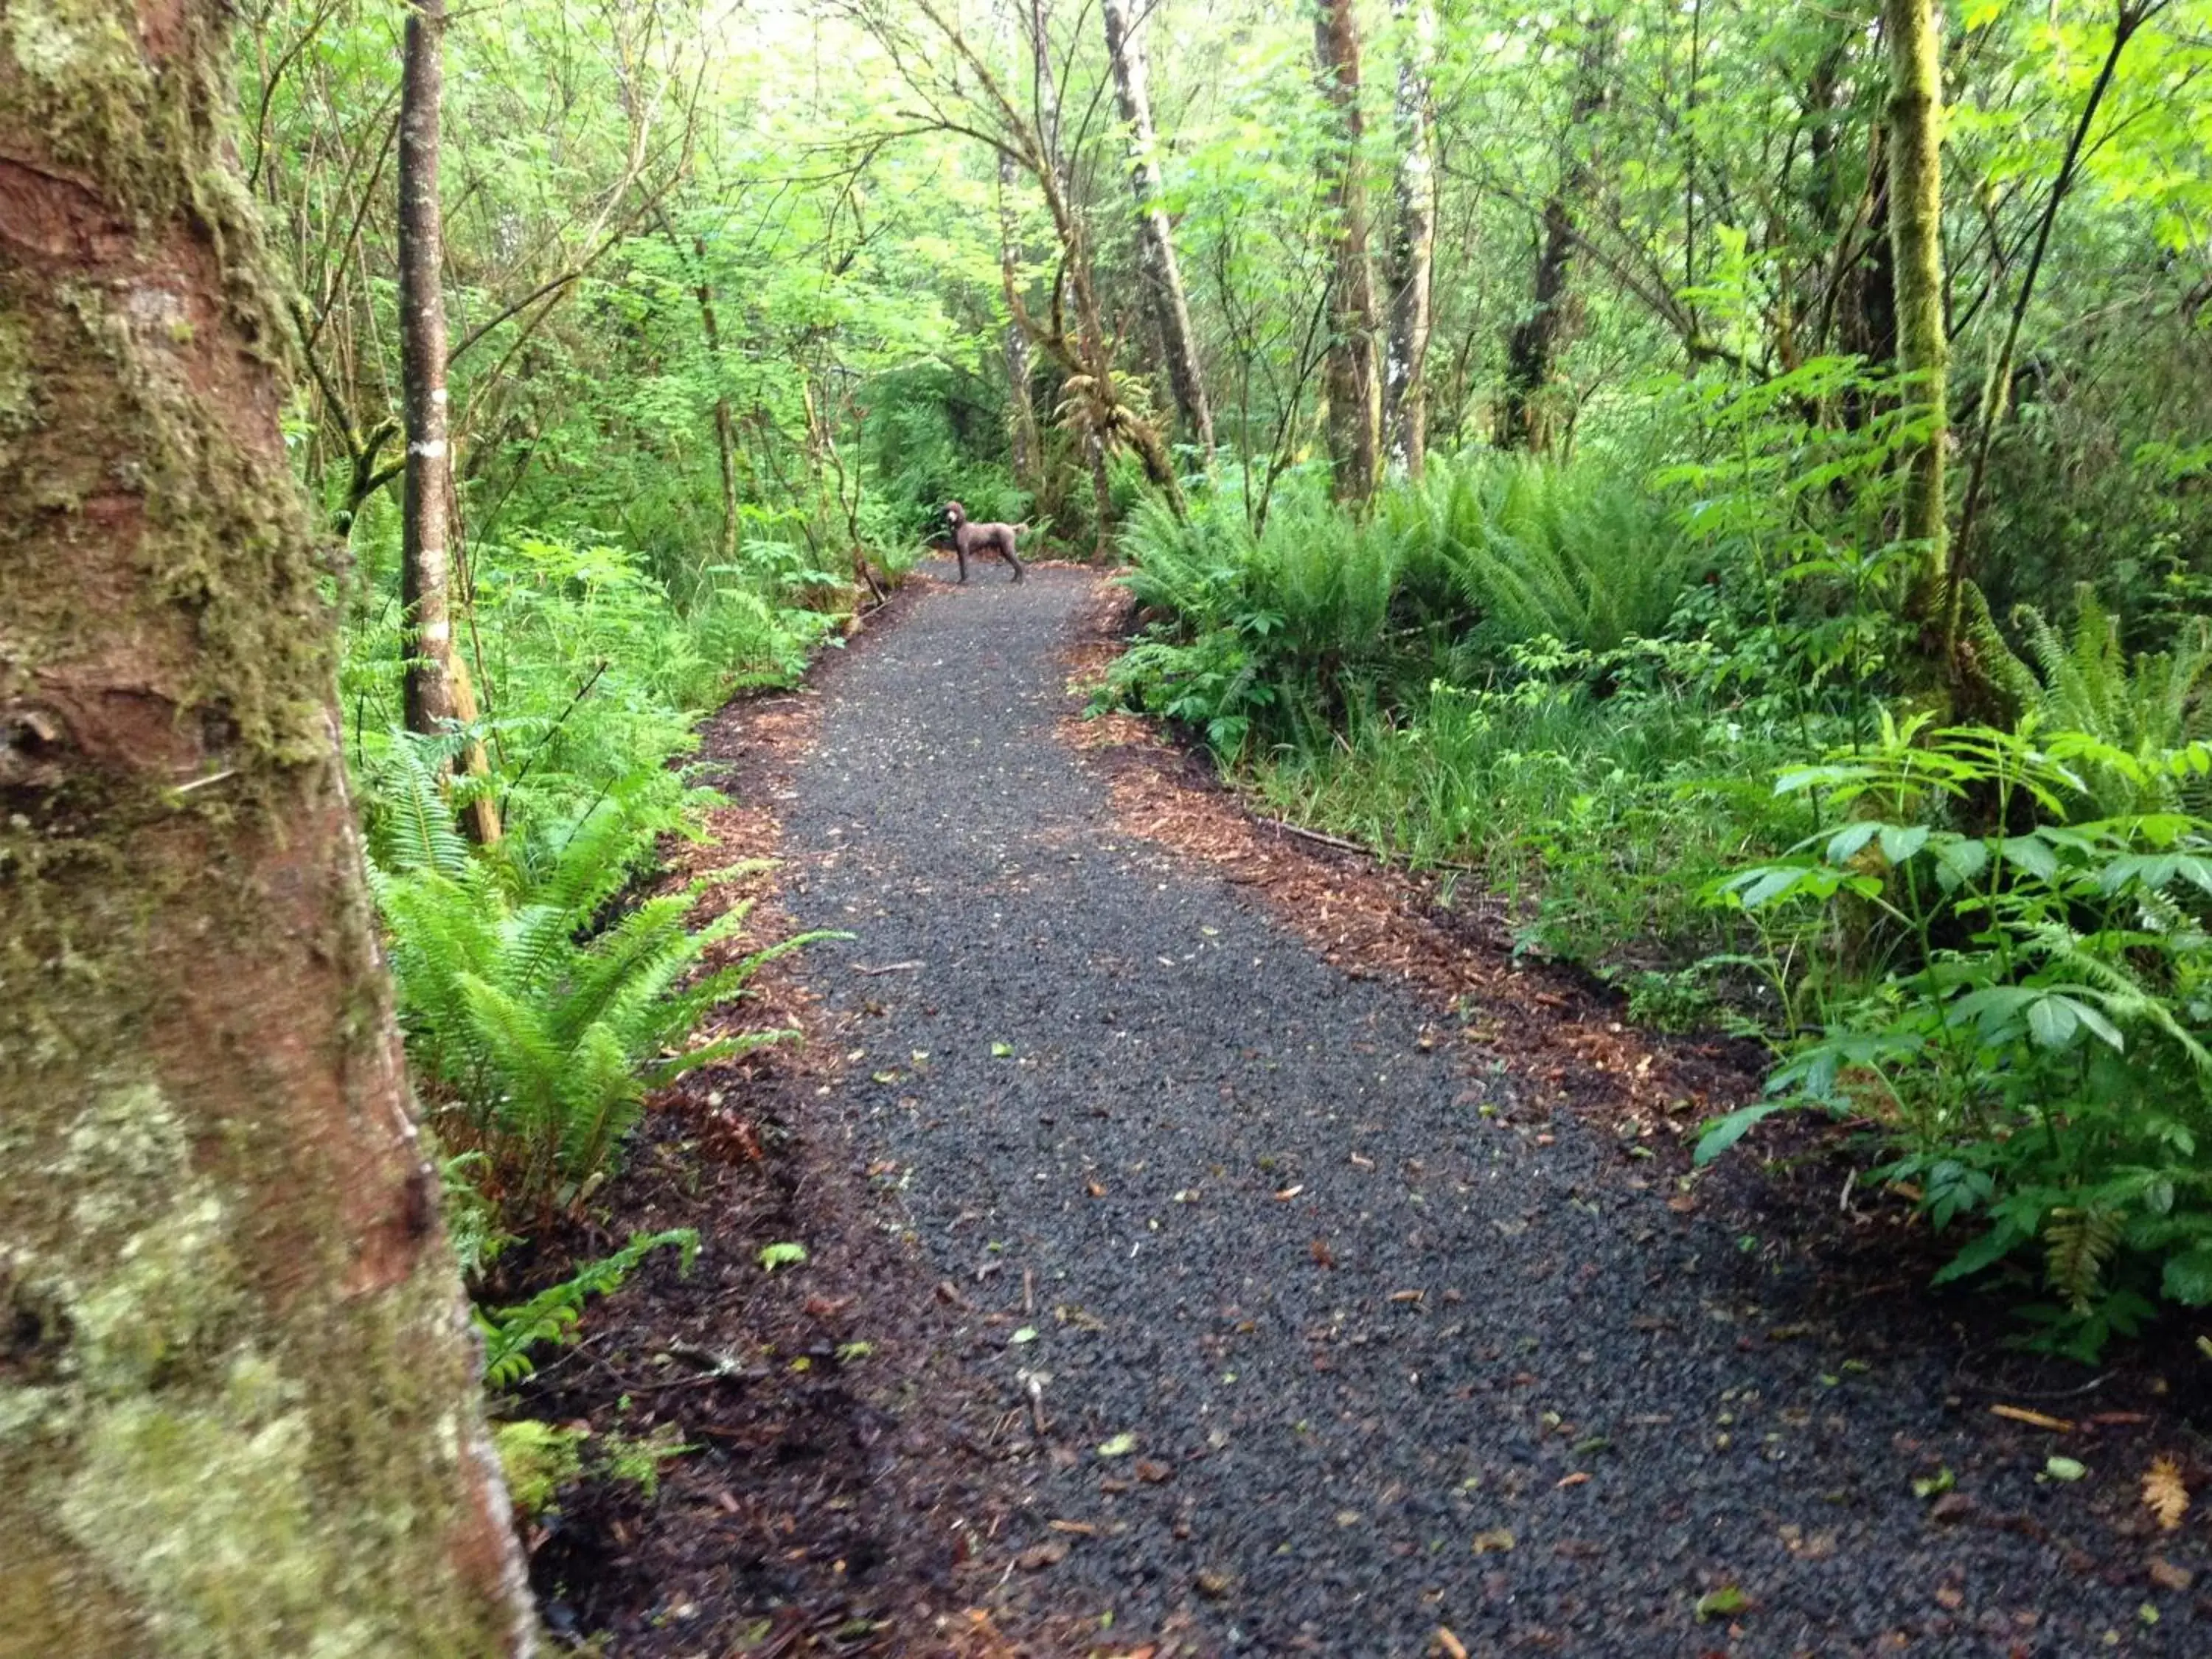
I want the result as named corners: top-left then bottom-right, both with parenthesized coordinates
top-left (372, 751), bottom-right (816, 1218)
top-left (2006, 585), bottom-right (2212, 815)
top-left (1387, 453), bottom-right (1700, 657)
top-left (1110, 453), bottom-right (1702, 759)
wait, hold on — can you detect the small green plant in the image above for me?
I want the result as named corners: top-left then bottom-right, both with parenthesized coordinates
top-left (597, 1424), bottom-right (696, 1499)
top-left (757, 1241), bottom-right (808, 1271)
top-left (493, 1419), bottom-right (588, 1519)
top-left (479, 1228), bottom-right (699, 1388)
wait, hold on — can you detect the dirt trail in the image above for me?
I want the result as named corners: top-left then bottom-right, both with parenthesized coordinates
top-left (752, 564), bottom-right (2207, 1656)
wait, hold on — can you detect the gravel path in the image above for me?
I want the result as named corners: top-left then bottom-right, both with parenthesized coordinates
top-left (782, 566), bottom-right (2205, 1656)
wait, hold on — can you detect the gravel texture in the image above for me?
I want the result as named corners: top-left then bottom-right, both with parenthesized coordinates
top-left (779, 565), bottom-right (2208, 1656)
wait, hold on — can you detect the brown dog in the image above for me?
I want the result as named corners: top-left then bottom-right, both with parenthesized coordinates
top-left (944, 501), bottom-right (1027, 584)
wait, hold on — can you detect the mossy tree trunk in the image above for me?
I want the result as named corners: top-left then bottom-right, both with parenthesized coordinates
top-left (0, 4), bottom-right (536, 1653)
top-left (399, 0), bottom-right (499, 843)
top-left (1313, 0), bottom-right (1384, 503)
top-left (1498, 18), bottom-right (1610, 454)
top-left (1883, 0), bottom-right (1950, 655)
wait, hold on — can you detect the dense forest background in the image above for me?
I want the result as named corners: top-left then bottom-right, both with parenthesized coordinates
top-left (240, 0), bottom-right (2212, 1443)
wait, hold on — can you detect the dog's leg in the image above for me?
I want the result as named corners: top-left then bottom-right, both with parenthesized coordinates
top-left (1006, 534), bottom-right (1025, 582)
top-left (956, 533), bottom-right (968, 584)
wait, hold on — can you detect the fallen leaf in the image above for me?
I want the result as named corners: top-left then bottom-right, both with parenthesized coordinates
top-left (1470, 1527), bottom-right (1515, 1555)
top-left (1933, 1585), bottom-right (1964, 1610)
top-left (1135, 1458), bottom-right (1175, 1484)
top-left (1010, 1326), bottom-right (1038, 1345)
top-left (1911, 1466), bottom-right (1955, 1499)
top-left (1096, 1433), bottom-right (1137, 1458)
top-left (2149, 1556), bottom-right (2194, 1593)
top-left (1694, 1586), bottom-right (1748, 1622)
top-left (1046, 1519), bottom-right (1097, 1536)
top-left (1276, 1184), bottom-right (1305, 1200)
top-left (1666, 1194), bottom-right (1697, 1214)
top-left (1990, 1404), bottom-right (2076, 1433)
top-left (1556, 1471), bottom-right (1590, 1489)
top-left (1017, 1540), bottom-right (1069, 1571)
top-left (1389, 1289), bottom-right (1424, 1304)
top-left (1310, 1237), bottom-right (1335, 1268)
top-left (991, 1041), bottom-right (1014, 1058)
top-left (1929, 1492), bottom-right (1974, 1524)
top-left (2143, 1456), bottom-right (2190, 1531)
top-left (2045, 1455), bottom-right (2087, 1483)
top-left (1194, 1568), bottom-right (1234, 1599)
top-left (1087, 1181), bottom-right (1107, 1197)
top-left (1434, 1629), bottom-right (1469, 1659)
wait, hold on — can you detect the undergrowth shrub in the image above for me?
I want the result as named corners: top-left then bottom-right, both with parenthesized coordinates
top-left (1701, 714), bottom-right (2212, 1357)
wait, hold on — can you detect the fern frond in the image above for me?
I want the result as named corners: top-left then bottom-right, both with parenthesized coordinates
top-left (2043, 1206), bottom-right (2124, 1315)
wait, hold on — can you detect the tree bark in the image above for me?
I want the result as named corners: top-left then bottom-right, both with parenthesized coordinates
top-left (1498, 21), bottom-right (1611, 453)
top-left (1102, 0), bottom-right (1214, 456)
top-left (1382, 0), bottom-right (1436, 479)
top-left (1883, 0), bottom-right (1949, 644)
top-left (0, 4), bottom-right (536, 1653)
top-left (1312, 0), bottom-right (1384, 502)
top-left (400, 0), bottom-right (499, 843)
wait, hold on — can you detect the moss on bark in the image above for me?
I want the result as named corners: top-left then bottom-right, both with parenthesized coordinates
top-left (1, 5), bottom-right (535, 1654)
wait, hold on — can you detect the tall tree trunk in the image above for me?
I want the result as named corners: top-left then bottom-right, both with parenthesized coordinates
top-left (0, 5), bottom-right (535, 1654)
top-left (995, 9), bottom-right (1042, 500)
top-left (1882, 0), bottom-right (1950, 647)
top-left (1102, 0), bottom-right (1214, 456)
top-left (1312, 0), bottom-right (1384, 502)
top-left (1498, 21), bottom-right (1611, 453)
top-left (1027, 0), bottom-right (1123, 550)
top-left (1382, 0), bottom-right (1436, 478)
top-left (400, 0), bottom-right (499, 843)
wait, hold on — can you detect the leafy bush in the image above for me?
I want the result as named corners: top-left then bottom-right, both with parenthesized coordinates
top-left (1702, 714), bottom-right (2212, 1357)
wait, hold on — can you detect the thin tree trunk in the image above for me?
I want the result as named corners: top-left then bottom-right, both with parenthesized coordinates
top-left (1102, 0), bottom-right (1214, 456)
top-left (1499, 21), bottom-right (1611, 453)
top-left (0, 5), bottom-right (535, 1653)
top-left (400, 0), bottom-right (499, 843)
top-left (1313, 0), bottom-right (1384, 502)
top-left (996, 122), bottom-right (1041, 495)
top-left (1383, 0), bottom-right (1436, 479)
top-left (1883, 0), bottom-right (1949, 651)
top-left (692, 235), bottom-right (743, 566)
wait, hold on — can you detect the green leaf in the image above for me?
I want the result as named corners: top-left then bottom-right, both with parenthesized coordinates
top-left (1997, 834), bottom-right (2059, 880)
top-left (1912, 1466), bottom-right (1955, 1499)
top-left (2026, 995), bottom-right (2081, 1049)
top-left (1694, 1101), bottom-right (1790, 1166)
top-left (1096, 1432), bottom-right (1137, 1458)
top-left (1694, 1586), bottom-right (1749, 1621)
top-left (2161, 1247), bottom-right (2212, 1306)
top-left (2045, 1456), bottom-right (2087, 1482)
top-left (758, 1241), bottom-right (808, 1271)
top-left (991, 1040), bottom-right (1015, 1058)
